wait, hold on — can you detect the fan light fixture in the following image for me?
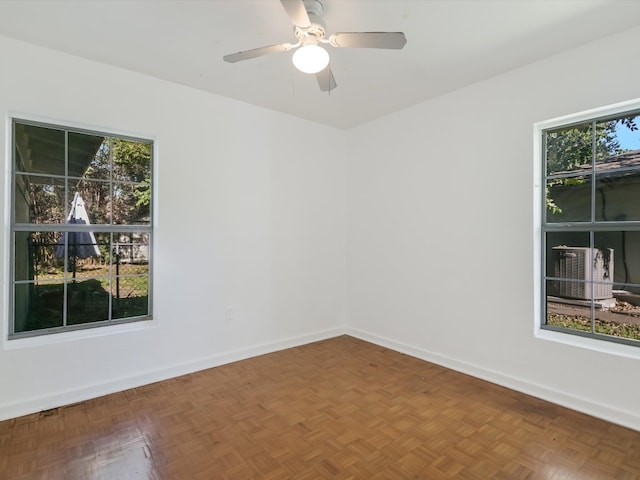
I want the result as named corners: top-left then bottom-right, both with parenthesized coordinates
top-left (292, 44), bottom-right (329, 74)
top-left (223, 0), bottom-right (407, 91)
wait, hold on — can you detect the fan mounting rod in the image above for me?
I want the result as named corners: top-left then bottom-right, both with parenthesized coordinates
top-left (294, 0), bottom-right (326, 45)
top-left (304, 0), bottom-right (324, 17)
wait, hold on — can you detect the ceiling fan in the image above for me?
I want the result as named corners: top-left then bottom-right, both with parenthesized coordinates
top-left (223, 0), bottom-right (407, 92)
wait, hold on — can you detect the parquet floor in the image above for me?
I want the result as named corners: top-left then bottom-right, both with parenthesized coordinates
top-left (1, 336), bottom-right (639, 479)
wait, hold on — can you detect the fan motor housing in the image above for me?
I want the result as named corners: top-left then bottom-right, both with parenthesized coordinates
top-left (293, 0), bottom-right (326, 43)
top-left (294, 14), bottom-right (326, 43)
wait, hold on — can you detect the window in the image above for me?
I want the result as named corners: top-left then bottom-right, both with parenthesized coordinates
top-left (541, 107), bottom-right (640, 346)
top-left (10, 119), bottom-right (153, 338)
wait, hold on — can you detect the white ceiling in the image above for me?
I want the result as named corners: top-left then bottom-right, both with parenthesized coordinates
top-left (1, 0), bottom-right (640, 129)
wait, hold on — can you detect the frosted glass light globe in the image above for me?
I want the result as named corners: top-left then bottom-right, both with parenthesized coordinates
top-left (292, 45), bottom-right (330, 74)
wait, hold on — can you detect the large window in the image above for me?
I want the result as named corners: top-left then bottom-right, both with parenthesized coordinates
top-left (541, 108), bottom-right (640, 346)
top-left (10, 119), bottom-right (153, 338)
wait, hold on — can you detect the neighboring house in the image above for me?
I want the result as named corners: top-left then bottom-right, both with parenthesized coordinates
top-left (115, 233), bottom-right (150, 264)
top-left (547, 149), bottom-right (640, 294)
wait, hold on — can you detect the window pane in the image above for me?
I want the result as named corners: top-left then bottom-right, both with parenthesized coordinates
top-left (15, 174), bottom-right (66, 224)
top-left (545, 280), bottom-right (592, 333)
top-left (114, 232), bottom-right (150, 265)
top-left (112, 232), bottom-right (150, 319)
top-left (594, 169), bottom-right (640, 221)
top-left (594, 231), bottom-right (640, 288)
top-left (112, 276), bottom-right (149, 320)
top-left (545, 176), bottom-right (591, 223)
top-left (57, 230), bottom-right (103, 273)
top-left (595, 114), bottom-right (640, 163)
top-left (112, 182), bottom-right (150, 225)
top-left (67, 131), bottom-right (107, 179)
top-left (64, 232), bottom-right (110, 279)
top-left (111, 138), bottom-right (151, 225)
top-left (545, 231), bottom-right (590, 282)
top-left (594, 119), bottom-right (619, 162)
top-left (67, 277), bottom-right (111, 325)
top-left (112, 139), bottom-right (152, 183)
top-left (14, 123), bottom-right (65, 176)
top-left (14, 231), bottom-right (63, 282)
top-left (602, 281), bottom-right (640, 343)
top-left (83, 154), bottom-right (112, 181)
top-left (595, 320), bottom-right (640, 343)
top-left (14, 282), bottom-right (64, 333)
top-left (74, 180), bottom-right (111, 225)
top-left (544, 233), bottom-right (616, 307)
top-left (545, 122), bottom-right (593, 176)
top-left (594, 230), bottom-right (640, 340)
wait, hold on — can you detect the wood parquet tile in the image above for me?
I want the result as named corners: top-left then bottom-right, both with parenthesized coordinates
top-left (1, 335), bottom-right (639, 479)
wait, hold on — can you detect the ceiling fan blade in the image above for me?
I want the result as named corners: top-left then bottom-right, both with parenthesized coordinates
top-left (316, 66), bottom-right (337, 92)
top-left (329, 32), bottom-right (407, 49)
top-left (280, 0), bottom-right (311, 27)
top-left (223, 43), bottom-right (295, 63)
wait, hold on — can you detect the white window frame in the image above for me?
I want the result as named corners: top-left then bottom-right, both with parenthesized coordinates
top-left (533, 98), bottom-right (640, 359)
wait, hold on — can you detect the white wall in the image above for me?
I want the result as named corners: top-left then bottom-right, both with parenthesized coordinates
top-left (3, 24), bottom-right (640, 432)
top-left (346, 26), bottom-right (640, 431)
top-left (0, 36), bottom-right (348, 420)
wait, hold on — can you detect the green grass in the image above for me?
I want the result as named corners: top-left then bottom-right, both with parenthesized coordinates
top-left (547, 314), bottom-right (640, 341)
top-left (36, 262), bottom-right (149, 297)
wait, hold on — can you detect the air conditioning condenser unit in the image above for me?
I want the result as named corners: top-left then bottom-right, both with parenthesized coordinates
top-left (552, 246), bottom-right (613, 300)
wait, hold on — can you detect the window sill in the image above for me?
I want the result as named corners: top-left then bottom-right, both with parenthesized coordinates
top-left (4, 318), bottom-right (155, 350)
top-left (535, 326), bottom-right (640, 360)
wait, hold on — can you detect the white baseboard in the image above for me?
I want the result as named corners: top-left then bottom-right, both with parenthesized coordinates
top-left (5, 325), bottom-right (638, 433)
top-left (0, 327), bottom-right (346, 422)
top-left (346, 327), bottom-right (640, 432)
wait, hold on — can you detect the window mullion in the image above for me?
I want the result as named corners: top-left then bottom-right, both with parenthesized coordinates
top-left (590, 122), bottom-right (596, 336)
top-left (591, 120), bottom-right (597, 225)
top-left (63, 130), bottom-right (69, 328)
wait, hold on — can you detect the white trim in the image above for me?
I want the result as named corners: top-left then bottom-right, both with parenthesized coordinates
top-left (1, 116), bottom-right (12, 344)
top-left (0, 327), bottom-right (346, 421)
top-left (3, 326), bottom-right (639, 431)
top-left (347, 327), bottom-right (640, 432)
top-left (3, 317), bottom-right (156, 350)
top-left (532, 97), bottom-right (640, 359)
top-left (535, 328), bottom-right (640, 360)
top-left (535, 97), bottom-right (640, 131)
top-left (533, 121), bottom-right (543, 342)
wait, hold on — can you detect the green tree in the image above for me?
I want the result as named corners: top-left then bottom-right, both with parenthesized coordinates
top-left (545, 116), bottom-right (638, 213)
top-left (112, 139), bottom-right (152, 223)
top-left (75, 138), bottom-right (151, 225)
